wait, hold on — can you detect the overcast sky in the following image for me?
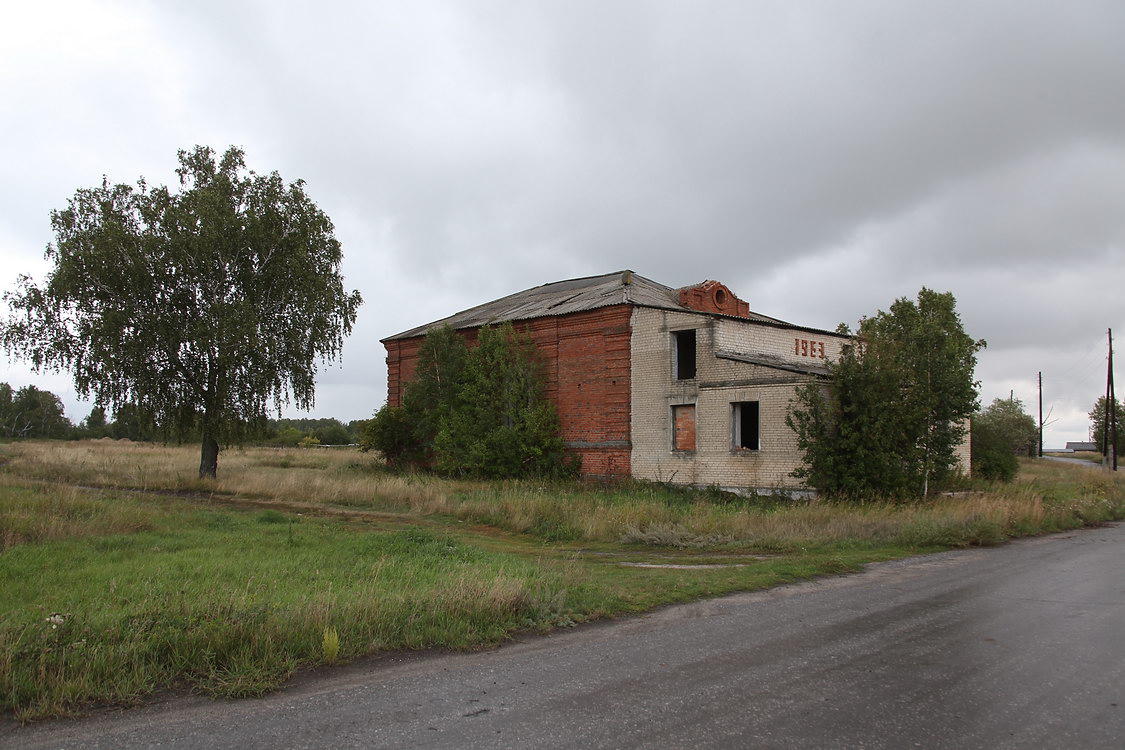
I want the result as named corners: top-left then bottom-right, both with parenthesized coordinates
top-left (3, 0), bottom-right (1123, 447)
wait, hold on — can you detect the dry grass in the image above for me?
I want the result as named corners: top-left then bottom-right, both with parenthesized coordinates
top-left (0, 476), bottom-right (171, 550)
top-left (3, 441), bottom-right (1122, 553)
top-left (1066, 451), bottom-right (1105, 463)
top-left (0, 440), bottom-right (449, 515)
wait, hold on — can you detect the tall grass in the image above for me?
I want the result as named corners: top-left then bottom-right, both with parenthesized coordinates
top-left (0, 441), bottom-right (448, 513)
top-left (3, 442), bottom-right (1123, 551)
top-left (0, 478), bottom-right (169, 550)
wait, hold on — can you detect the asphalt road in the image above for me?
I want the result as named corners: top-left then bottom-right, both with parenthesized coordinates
top-left (7, 523), bottom-right (1125, 750)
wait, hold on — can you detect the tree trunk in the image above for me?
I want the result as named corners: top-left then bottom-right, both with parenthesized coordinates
top-left (199, 432), bottom-right (219, 479)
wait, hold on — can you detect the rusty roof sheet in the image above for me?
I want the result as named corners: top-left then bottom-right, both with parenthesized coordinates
top-left (382, 270), bottom-right (809, 341)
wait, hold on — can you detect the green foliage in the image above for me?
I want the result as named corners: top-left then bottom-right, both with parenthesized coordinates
top-left (787, 349), bottom-right (908, 496)
top-left (314, 422), bottom-right (353, 446)
top-left (1089, 396), bottom-right (1124, 457)
top-left (972, 398), bottom-right (1037, 481)
top-left (2, 146), bottom-right (361, 478)
top-left (268, 426), bottom-right (306, 447)
top-left (403, 323), bottom-right (469, 453)
top-left (788, 289), bottom-right (983, 499)
top-left (363, 323), bottom-right (577, 479)
top-left (78, 405), bottom-right (108, 439)
top-left (321, 626), bottom-right (341, 664)
top-left (360, 324), bottom-right (469, 467)
top-left (360, 404), bottom-right (418, 468)
top-left (261, 417), bottom-right (355, 446)
top-left (435, 323), bottom-right (575, 478)
top-left (106, 403), bottom-right (159, 442)
top-left (0, 383), bottom-right (72, 439)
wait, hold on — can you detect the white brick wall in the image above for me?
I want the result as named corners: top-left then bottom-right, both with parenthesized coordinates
top-left (714, 318), bottom-right (848, 365)
top-left (629, 308), bottom-right (851, 492)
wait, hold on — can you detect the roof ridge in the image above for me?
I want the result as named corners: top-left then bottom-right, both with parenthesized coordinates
top-left (381, 270), bottom-right (833, 342)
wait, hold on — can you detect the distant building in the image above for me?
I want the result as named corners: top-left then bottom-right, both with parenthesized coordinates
top-left (382, 271), bottom-right (969, 492)
top-left (1065, 441), bottom-right (1099, 453)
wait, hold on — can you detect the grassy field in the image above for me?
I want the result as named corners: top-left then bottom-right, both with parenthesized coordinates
top-left (1044, 450), bottom-right (1106, 464)
top-left (2, 440), bottom-right (1124, 721)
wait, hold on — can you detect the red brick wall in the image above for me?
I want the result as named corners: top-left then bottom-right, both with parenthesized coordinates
top-left (382, 305), bottom-right (633, 478)
top-left (672, 404), bottom-right (697, 451)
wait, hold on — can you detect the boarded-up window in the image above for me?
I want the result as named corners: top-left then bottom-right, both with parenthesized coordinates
top-left (672, 404), bottom-right (696, 451)
top-left (673, 330), bottom-right (696, 380)
top-left (732, 401), bottom-right (760, 450)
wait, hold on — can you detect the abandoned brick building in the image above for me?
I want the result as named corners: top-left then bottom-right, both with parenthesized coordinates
top-left (382, 270), bottom-right (853, 492)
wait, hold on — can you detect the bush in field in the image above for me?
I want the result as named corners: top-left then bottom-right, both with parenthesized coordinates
top-left (265, 417), bottom-right (354, 446)
top-left (362, 404), bottom-right (418, 468)
top-left (972, 398), bottom-right (1037, 481)
top-left (268, 426), bottom-right (306, 447)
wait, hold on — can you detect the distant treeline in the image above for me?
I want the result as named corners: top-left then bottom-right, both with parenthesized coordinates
top-left (0, 382), bottom-right (366, 446)
top-left (265, 418), bottom-right (365, 446)
top-left (0, 383), bottom-right (71, 439)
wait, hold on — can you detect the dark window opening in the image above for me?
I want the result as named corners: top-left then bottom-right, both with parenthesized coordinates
top-left (732, 401), bottom-right (760, 450)
top-left (673, 329), bottom-right (697, 380)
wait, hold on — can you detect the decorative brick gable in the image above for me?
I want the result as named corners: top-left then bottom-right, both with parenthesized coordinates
top-left (677, 280), bottom-right (750, 318)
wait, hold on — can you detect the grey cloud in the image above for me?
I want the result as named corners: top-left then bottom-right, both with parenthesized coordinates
top-left (3, 0), bottom-right (1124, 442)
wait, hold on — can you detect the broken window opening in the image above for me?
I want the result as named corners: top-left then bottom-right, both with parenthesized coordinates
top-left (732, 401), bottom-right (760, 451)
top-left (673, 329), bottom-right (697, 380)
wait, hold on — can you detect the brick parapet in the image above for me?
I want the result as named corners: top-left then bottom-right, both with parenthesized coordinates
top-left (677, 280), bottom-right (750, 318)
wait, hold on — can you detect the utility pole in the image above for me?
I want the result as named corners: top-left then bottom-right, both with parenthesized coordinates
top-left (1108, 329), bottom-right (1117, 471)
top-left (1038, 371), bottom-right (1043, 458)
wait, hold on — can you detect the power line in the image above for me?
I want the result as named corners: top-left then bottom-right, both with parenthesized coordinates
top-left (1055, 338), bottom-right (1106, 383)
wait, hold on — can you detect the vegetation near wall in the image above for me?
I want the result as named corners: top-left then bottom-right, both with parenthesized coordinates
top-left (787, 289), bottom-right (983, 499)
top-left (972, 398), bottom-right (1038, 481)
top-left (363, 322), bottom-right (578, 479)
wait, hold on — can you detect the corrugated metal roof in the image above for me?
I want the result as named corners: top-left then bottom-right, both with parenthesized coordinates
top-left (382, 270), bottom-right (823, 341)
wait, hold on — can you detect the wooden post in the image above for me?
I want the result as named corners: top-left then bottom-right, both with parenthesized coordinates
top-left (1110, 329), bottom-right (1117, 471)
top-left (1038, 371), bottom-right (1043, 458)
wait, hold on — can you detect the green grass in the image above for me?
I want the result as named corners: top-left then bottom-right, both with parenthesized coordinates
top-left (1, 493), bottom-right (566, 719)
top-left (2, 441), bottom-right (1124, 721)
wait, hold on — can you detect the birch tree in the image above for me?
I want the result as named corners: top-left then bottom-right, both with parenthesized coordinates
top-left (2, 146), bottom-right (362, 477)
top-left (789, 289), bottom-right (982, 498)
